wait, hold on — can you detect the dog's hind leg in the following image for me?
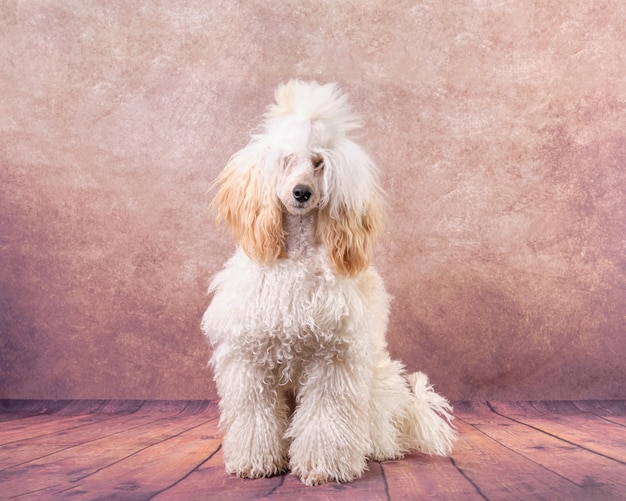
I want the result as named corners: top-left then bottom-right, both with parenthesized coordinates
top-left (368, 355), bottom-right (456, 459)
top-left (402, 371), bottom-right (456, 456)
top-left (367, 354), bottom-right (413, 460)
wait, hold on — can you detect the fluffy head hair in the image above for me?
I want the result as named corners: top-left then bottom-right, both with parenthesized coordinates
top-left (211, 80), bottom-right (384, 277)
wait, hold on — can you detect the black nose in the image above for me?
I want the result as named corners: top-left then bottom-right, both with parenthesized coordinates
top-left (293, 184), bottom-right (312, 202)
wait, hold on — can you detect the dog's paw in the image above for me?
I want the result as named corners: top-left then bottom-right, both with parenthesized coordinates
top-left (299, 471), bottom-right (329, 486)
top-left (290, 461), bottom-right (365, 486)
top-left (226, 455), bottom-right (288, 479)
top-left (369, 450), bottom-right (404, 462)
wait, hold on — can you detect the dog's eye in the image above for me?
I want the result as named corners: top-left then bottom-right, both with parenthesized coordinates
top-left (312, 154), bottom-right (324, 170)
top-left (283, 154), bottom-right (296, 170)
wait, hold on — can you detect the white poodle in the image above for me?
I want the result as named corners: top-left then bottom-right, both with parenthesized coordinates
top-left (202, 80), bottom-right (456, 486)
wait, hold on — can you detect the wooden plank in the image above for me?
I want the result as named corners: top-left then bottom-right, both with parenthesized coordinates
top-left (0, 402), bottom-right (218, 470)
top-left (0, 398), bottom-right (212, 421)
top-left (573, 401), bottom-right (626, 427)
top-left (382, 452), bottom-right (482, 500)
top-left (0, 412), bottom-right (217, 497)
top-left (110, 400), bottom-right (213, 416)
top-left (0, 400), bottom-right (113, 428)
top-left (0, 413), bottom-right (169, 470)
top-left (0, 400), bottom-right (75, 418)
top-left (151, 445), bottom-right (285, 501)
top-left (533, 401), bottom-right (626, 414)
top-left (0, 400), bottom-right (146, 421)
top-left (489, 401), bottom-right (626, 463)
top-left (49, 419), bottom-right (222, 499)
top-left (450, 419), bottom-right (582, 499)
top-left (0, 413), bottom-right (117, 445)
top-left (0, 399), bottom-right (208, 419)
top-left (153, 445), bottom-right (389, 501)
top-left (0, 400), bottom-right (212, 448)
top-left (457, 401), bottom-right (626, 498)
top-left (1, 401), bottom-right (624, 500)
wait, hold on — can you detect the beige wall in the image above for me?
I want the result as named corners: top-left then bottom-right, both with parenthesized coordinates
top-left (1, 1), bottom-right (624, 400)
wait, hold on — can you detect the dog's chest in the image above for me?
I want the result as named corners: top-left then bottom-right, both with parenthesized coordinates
top-left (230, 252), bottom-right (355, 359)
top-left (204, 248), bottom-right (368, 384)
top-left (253, 258), bottom-right (349, 340)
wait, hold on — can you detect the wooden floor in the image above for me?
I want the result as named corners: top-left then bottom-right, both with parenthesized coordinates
top-left (0, 401), bottom-right (625, 500)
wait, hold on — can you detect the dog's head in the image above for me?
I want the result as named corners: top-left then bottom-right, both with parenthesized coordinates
top-left (211, 80), bottom-right (384, 277)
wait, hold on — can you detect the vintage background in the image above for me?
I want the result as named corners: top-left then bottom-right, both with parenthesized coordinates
top-left (1, 1), bottom-right (624, 401)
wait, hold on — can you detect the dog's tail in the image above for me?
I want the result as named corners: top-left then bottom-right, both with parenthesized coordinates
top-left (402, 372), bottom-right (456, 456)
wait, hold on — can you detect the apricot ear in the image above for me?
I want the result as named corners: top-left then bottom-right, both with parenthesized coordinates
top-left (317, 199), bottom-right (382, 277)
top-left (211, 160), bottom-right (285, 263)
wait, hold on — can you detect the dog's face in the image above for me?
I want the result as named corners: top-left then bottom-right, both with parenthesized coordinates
top-left (212, 80), bottom-right (384, 276)
top-left (276, 151), bottom-right (327, 216)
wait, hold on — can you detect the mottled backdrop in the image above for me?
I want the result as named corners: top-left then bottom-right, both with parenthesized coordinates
top-left (1, 1), bottom-right (624, 400)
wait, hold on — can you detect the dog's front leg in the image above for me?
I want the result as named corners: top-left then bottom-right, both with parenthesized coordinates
top-left (214, 356), bottom-right (289, 478)
top-left (286, 347), bottom-right (372, 485)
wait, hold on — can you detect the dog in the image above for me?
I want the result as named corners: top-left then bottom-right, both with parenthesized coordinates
top-left (202, 80), bottom-right (456, 486)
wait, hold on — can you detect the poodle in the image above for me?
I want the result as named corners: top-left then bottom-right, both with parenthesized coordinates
top-left (201, 80), bottom-right (456, 486)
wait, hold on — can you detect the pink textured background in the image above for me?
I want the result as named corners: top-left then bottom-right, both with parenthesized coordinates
top-left (1, 1), bottom-right (624, 400)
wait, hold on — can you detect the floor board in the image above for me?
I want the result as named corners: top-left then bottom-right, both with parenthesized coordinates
top-left (0, 400), bottom-right (624, 500)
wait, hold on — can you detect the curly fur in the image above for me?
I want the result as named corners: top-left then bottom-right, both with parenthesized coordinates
top-left (202, 80), bottom-right (456, 486)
